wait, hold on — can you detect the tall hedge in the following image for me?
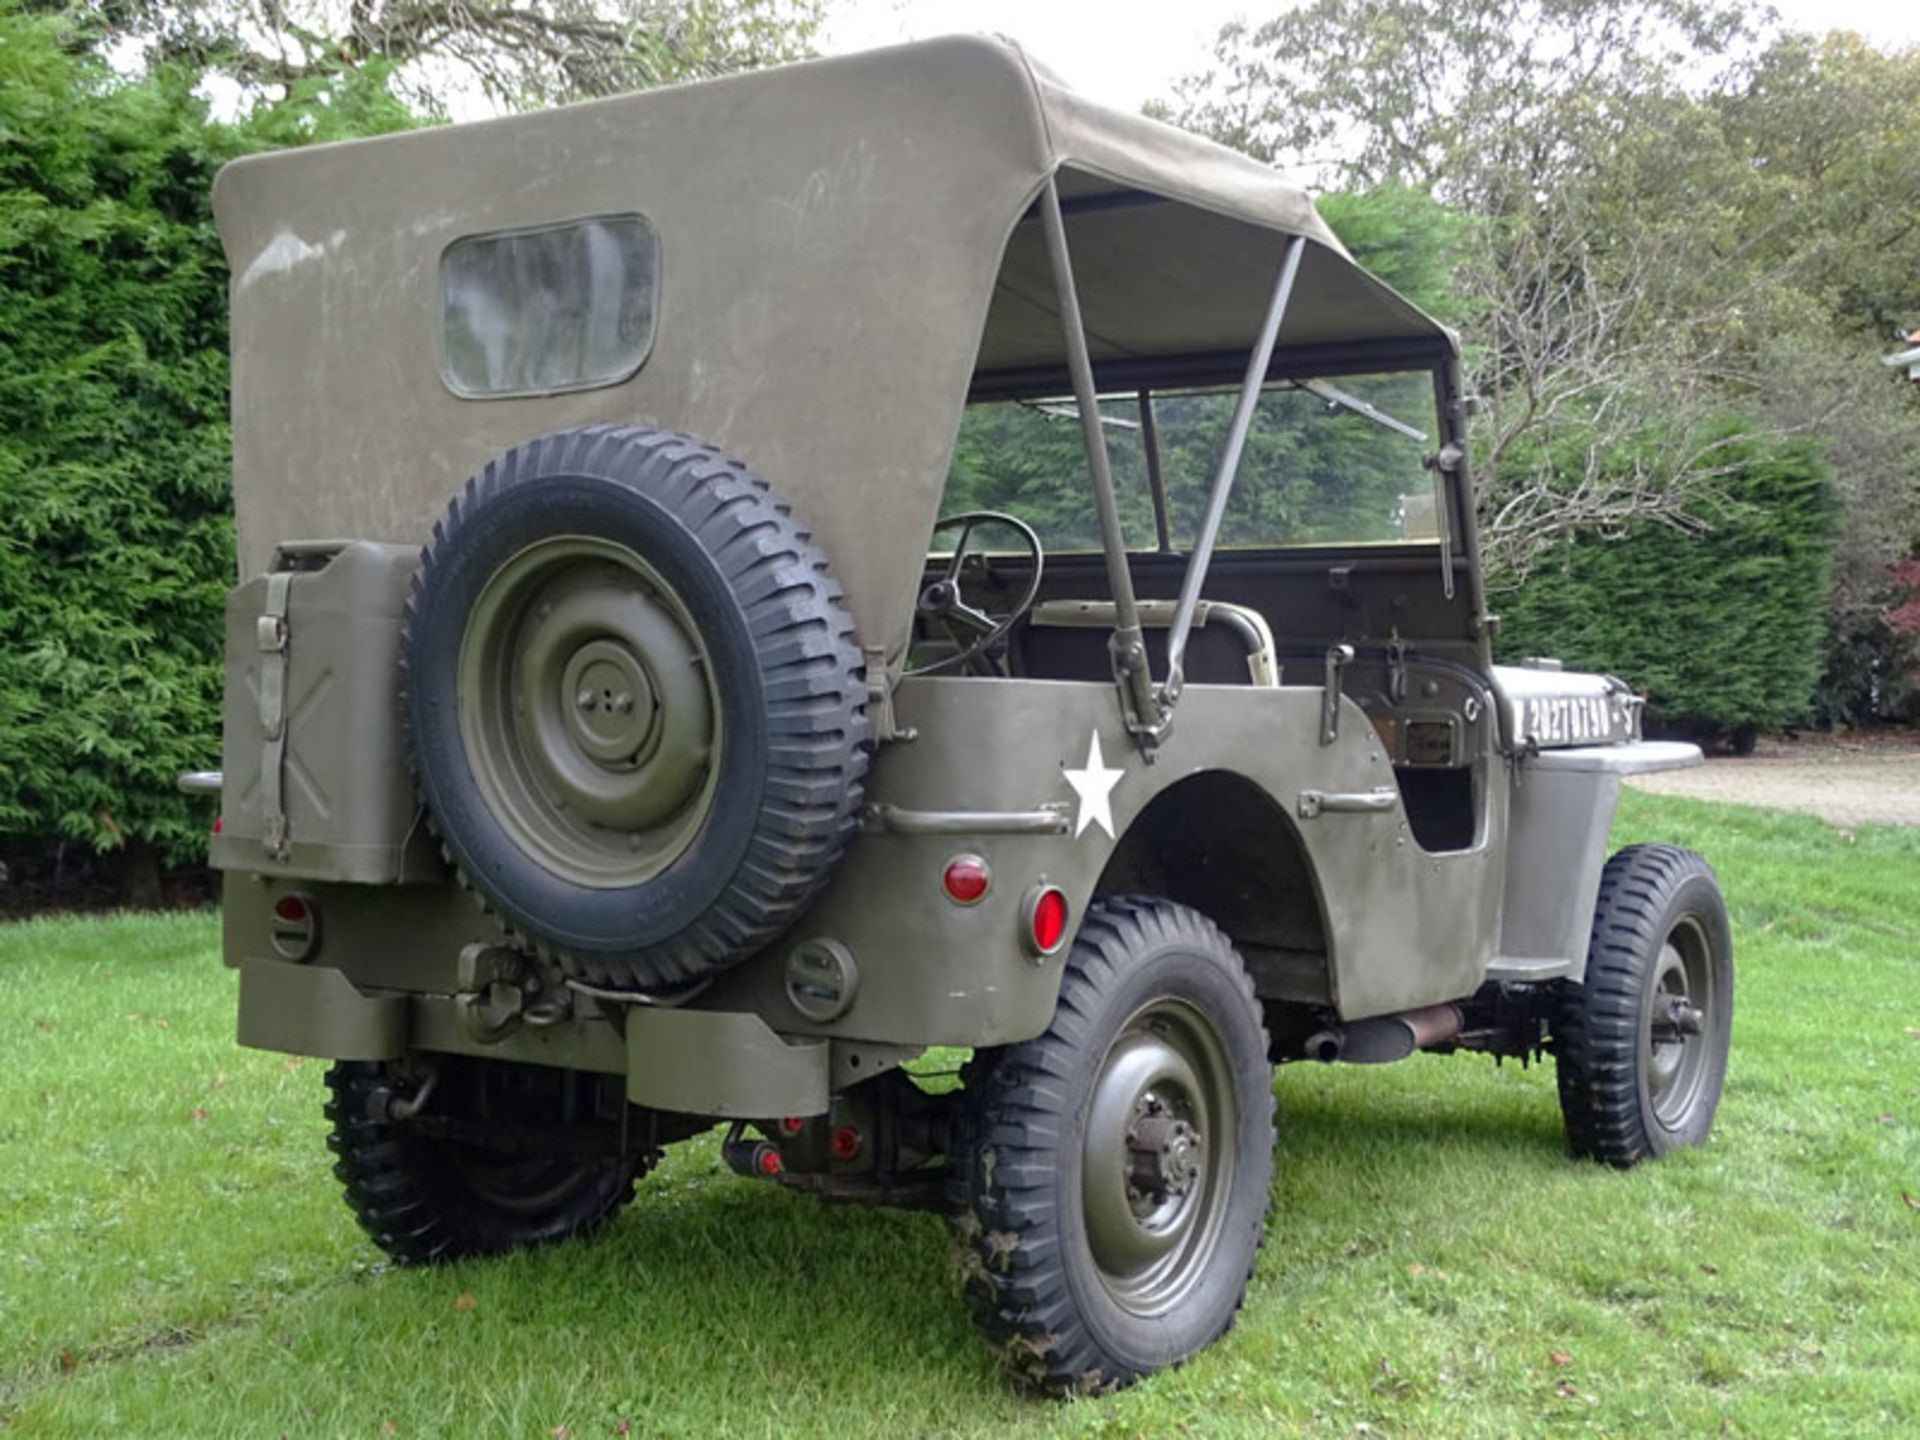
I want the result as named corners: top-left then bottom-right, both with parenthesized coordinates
top-left (0, 14), bottom-right (413, 867)
top-left (1495, 433), bottom-right (1838, 734)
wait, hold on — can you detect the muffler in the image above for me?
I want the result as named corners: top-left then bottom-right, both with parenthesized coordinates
top-left (1304, 1003), bottom-right (1463, 1065)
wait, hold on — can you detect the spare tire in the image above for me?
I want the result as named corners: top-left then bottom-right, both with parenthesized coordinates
top-left (403, 425), bottom-right (869, 989)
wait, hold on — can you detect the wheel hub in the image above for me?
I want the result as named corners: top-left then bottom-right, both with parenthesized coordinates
top-left (560, 640), bottom-right (659, 765)
top-left (1651, 994), bottom-right (1705, 1040)
top-left (1125, 1100), bottom-right (1204, 1204)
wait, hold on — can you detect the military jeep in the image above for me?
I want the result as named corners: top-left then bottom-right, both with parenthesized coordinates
top-left (201, 37), bottom-right (1732, 1393)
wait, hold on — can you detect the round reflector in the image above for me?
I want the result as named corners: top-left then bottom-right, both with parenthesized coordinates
top-left (942, 854), bottom-right (990, 906)
top-left (1024, 885), bottom-right (1069, 958)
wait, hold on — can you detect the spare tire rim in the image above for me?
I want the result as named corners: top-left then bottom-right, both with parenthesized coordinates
top-left (1645, 915), bottom-right (1714, 1129)
top-left (1081, 997), bottom-right (1237, 1318)
top-left (458, 535), bottom-right (722, 888)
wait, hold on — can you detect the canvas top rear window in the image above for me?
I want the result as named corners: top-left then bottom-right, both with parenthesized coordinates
top-left (441, 214), bottom-right (659, 399)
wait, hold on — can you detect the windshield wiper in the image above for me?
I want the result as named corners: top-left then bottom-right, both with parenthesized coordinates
top-left (1025, 399), bottom-right (1142, 430)
top-left (1297, 379), bottom-right (1427, 442)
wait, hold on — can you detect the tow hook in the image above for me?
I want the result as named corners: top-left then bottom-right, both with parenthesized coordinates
top-left (456, 944), bottom-right (532, 1043)
top-left (455, 945), bottom-right (573, 1041)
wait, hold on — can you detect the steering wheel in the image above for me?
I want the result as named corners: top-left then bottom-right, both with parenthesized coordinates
top-left (905, 511), bottom-right (1045, 677)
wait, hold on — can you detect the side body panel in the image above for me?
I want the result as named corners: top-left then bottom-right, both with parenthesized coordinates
top-left (706, 674), bottom-right (1508, 1039)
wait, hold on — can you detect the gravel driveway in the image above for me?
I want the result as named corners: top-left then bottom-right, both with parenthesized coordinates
top-left (1626, 734), bottom-right (1920, 828)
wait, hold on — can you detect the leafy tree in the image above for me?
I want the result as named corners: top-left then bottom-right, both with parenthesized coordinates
top-left (1157, 0), bottom-right (1882, 583)
top-left (1160, 0), bottom-right (1751, 199)
top-left (1817, 599), bottom-right (1920, 729)
top-left (85, 0), bottom-right (823, 113)
top-left (1318, 184), bottom-right (1472, 325)
top-left (1713, 32), bottom-right (1920, 339)
top-left (1703, 34), bottom-right (1920, 628)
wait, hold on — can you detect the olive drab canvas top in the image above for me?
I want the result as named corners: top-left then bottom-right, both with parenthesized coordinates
top-left (213, 35), bottom-right (1454, 661)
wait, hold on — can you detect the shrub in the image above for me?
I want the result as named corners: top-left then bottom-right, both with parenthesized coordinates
top-left (0, 14), bottom-right (414, 869)
top-left (1494, 432), bottom-right (1837, 736)
top-left (1813, 559), bottom-right (1920, 727)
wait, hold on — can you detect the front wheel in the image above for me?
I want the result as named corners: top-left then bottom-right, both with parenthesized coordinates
top-left (1554, 845), bottom-right (1734, 1167)
top-left (957, 898), bottom-right (1274, 1394)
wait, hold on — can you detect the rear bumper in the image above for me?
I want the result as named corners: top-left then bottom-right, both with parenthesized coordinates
top-left (237, 957), bottom-right (834, 1118)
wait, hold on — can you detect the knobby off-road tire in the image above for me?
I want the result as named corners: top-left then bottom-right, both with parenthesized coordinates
top-left (326, 1059), bottom-right (645, 1263)
top-left (957, 898), bottom-right (1275, 1394)
top-left (403, 425), bottom-right (869, 990)
top-left (1554, 845), bottom-right (1733, 1168)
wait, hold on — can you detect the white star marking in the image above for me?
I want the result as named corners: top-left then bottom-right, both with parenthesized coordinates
top-left (1062, 732), bottom-right (1125, 840)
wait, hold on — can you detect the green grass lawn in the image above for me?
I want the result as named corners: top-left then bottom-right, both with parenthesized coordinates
top-left (1, 790), bottom-right (1916, 1437)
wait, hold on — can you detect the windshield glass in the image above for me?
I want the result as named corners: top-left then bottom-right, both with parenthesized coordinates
top-left (942, 396), bottom-right (1157, 552)
top-left (940, 370), bottom-right (1440, 552)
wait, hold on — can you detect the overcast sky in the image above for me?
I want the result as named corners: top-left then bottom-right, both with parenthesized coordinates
top-left (822, 0), bottom-right (1920, 112)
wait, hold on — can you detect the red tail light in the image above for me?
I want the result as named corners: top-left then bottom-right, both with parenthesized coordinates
top-left (268, 891), bottom-right (320, 961)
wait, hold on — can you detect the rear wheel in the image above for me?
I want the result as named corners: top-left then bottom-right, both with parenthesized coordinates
top-left (957, 898), bottom-right (1274, 1394)
top-left (325, 1058), bottom-right (647, 1263)
top-left (1554, 845), bottom-right (1733, 1167)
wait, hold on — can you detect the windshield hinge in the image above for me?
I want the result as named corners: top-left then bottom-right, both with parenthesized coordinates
top-left (1421, 444), bottom-right (1465, 602)
top-left (1111, 628), bottom-right (1168, 759)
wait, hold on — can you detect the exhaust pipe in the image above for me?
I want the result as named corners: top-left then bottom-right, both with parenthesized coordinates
top-left (1305, 1028), bottom-right (1346, 1063)
top-left (1304, 1003), bottom-right (1463, 1065)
